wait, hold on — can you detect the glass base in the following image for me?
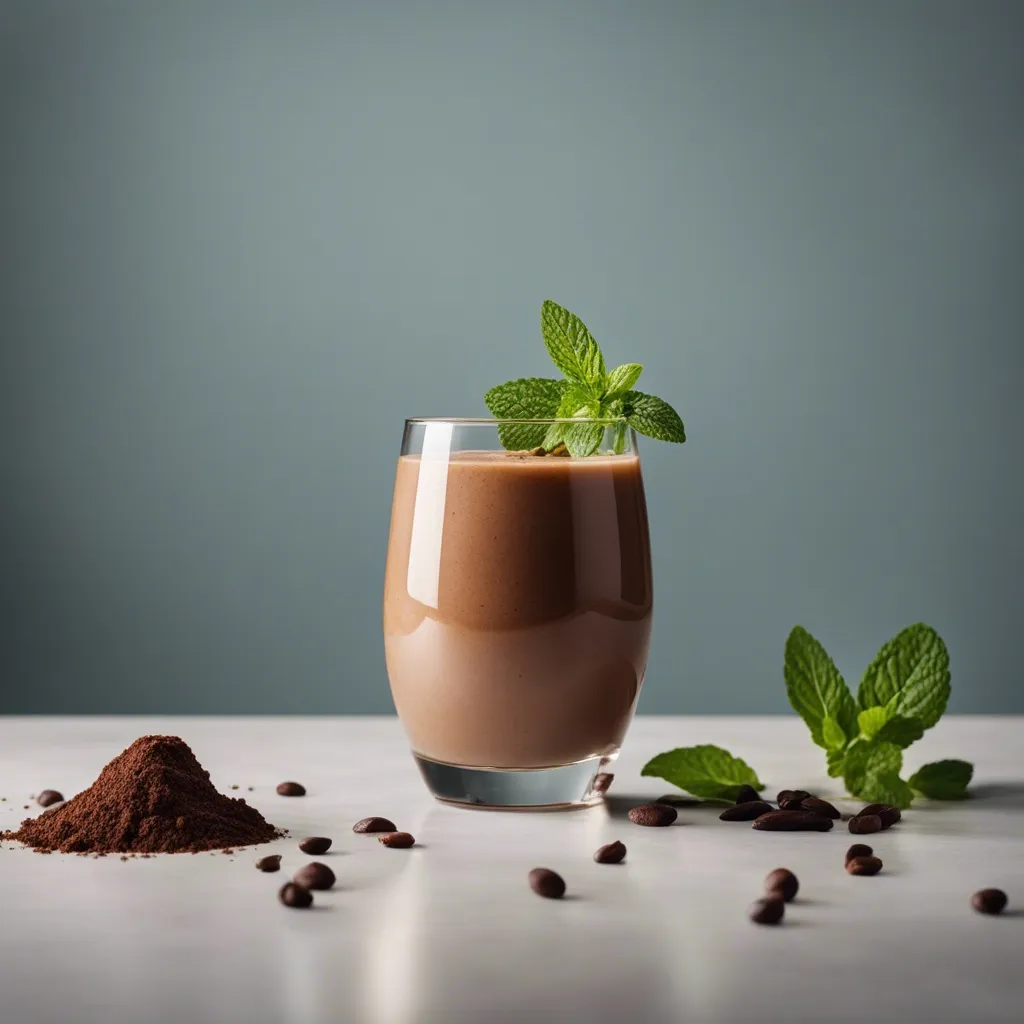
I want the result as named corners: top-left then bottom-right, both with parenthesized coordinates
top-left (413, 751), bottom-right (616, 810)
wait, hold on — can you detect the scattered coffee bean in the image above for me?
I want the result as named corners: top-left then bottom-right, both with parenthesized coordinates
top-left (856, 803), bottom-right (901, 829)
top-left (849, 814), bottom-right (883, 835)
top-left (719, 801), bottom-right (774, 821)
top-left (279, 882), bottom-right (313, 908)
top-left (749, 897), bottom-right (785, 925)
top-left (276, 782), bottom-right (306, 797)
top-left (846, 855), bottom-right (883, 876)
top-left (776, 789), bottom-right (810, 808)
top-left (353, 816), bottom-right (398, 834)
top-left (593, 841), bottom-right (627, 864)
top-left (800, 796), bottom-right (840, 820)
top-left (378, 832), bottom-right (415, 848)
top-left (734, 785), bottom-right (761, 805)
top-left (528, 867), bottom-right (566, 899)
top-left (628, 803), bottom-right (677, 827)
top-left (298, 836), bottom-right (332, 855)
top-left (293, 862), bottom-right (335, 890)
top-left (972, 889), bottom-right (1008, 915)
top-left (36, 790), bottom-right (64, 808)
top-left (255, 855), bottom-right (282, 872)
top-left (592, 773), bottom-right (614, 794)
top-left (655, 794), bottom-right (703, 807)
top-left (753, 810), bottom-right (833, 832)
top-left (845, 843), bottom-right (873, 864)
top-left (764, 868), bottom-right (799, 902)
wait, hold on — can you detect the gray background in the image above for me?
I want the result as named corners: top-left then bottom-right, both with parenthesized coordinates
top-left (2, 0), bottom-right (1022, 715)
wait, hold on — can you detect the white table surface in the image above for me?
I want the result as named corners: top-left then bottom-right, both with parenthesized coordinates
top-left (1, 716), bottom-right (1022, 1024)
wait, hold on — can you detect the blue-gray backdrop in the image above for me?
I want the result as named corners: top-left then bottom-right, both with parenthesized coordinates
top-left (2, 0), bottom-right (1022, 714)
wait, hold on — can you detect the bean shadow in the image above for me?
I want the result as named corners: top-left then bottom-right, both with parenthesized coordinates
top-left (602, 794), bottom-right (710, 822)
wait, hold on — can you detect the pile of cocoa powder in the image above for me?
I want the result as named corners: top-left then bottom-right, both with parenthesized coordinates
top-left (2, 735), bottom-right (282, 854)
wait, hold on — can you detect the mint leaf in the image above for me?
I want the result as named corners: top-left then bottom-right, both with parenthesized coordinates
top-left (604, 363), bottom-right (643, 397)
top-left (641, 744), bottom-right (763, 803)
top-left (540, 300), bottom-right (605, 385)
top-left (909, 759), bottom-right (973, 800)
top-left (784, 626), bottom-right (859, 750)
top-left (556, 383), bottom-right (598, 418)
top-left (622, 390), bottom-right (686, 443)
top-left (858, 623), bottom-right (951, 729)
top-left (484, 377), bottom-right (567, 450)
top-left (860, 770), bottom-right (915, 809)
top-left (822, 715), bottom-right (847, 750)
top-left (842, 739), bottom-right (912, 807)
top-left (563, 421), bottom-right (605, 458)
top-left (826, 747), bottom-right (846, 778)
top-left (857, 707), bottom-right (889, 740)
top-left (875, 715), bottom-right (925, 748)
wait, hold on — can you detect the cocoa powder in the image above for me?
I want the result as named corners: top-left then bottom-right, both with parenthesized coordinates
top-left (1, 735), bottom-right (282, 854)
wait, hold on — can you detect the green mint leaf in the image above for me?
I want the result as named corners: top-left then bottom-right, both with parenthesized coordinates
top-left (826, 747), bottom-right (846, 778)
top-left (622, 390), bottom-right (686, 443)
top-left (860, 771), bottom-right (915, 809)
top-left (540, 300), bottom-right (605, 385)
top-left (640, 744), bottom-right (763, 803)
top-left (556, 382), bottom-right (598, 418)
top-left (563, 421), bottom-right (605, 458)
top-left (908, 759), bottom-right (973, 800)
top-left (822, 715), bottom-right (847, 751)
top-left (842, 739), bottom-right (913, 807)
top-left (857, 707), bottom-right (889, 740)
top-left (484, 377), bottom-right (567, 450)
top-left (857, 623), bottom-right (951, 729)
top-left (604, 362), bottom-right (643, 397)
top-left (784, 626), bottom-right (859, 751)
top-left (875, 715), bottom-right (925, 748)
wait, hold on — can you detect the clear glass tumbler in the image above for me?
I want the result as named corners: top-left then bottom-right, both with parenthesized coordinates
top-left (383, 419), bottom-right (653, 809)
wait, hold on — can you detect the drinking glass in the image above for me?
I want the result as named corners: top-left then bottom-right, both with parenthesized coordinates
top-left (383, 419), bottom-right (653, 809)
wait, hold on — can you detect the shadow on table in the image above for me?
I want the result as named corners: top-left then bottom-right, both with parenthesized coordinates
top-left (956, 782), bottom-right (1024, 811)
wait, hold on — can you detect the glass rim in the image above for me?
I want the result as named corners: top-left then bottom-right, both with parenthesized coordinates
top-left (406, 417), bottom-right (628, 425)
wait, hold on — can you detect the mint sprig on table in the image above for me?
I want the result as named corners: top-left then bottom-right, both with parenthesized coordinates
top-left (642, 623), bottom-right (973, 809)
top-left (484, 300), bottom-right (685, 457)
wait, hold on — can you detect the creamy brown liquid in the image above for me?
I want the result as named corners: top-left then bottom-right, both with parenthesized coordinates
top-left (383, 451), bottom-right (653, 768)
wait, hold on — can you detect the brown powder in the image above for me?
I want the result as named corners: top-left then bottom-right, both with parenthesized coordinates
top-left (2, 735), bottom-right (282, 854)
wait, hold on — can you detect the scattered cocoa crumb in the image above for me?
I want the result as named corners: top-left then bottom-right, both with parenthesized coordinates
top-left (230, 785), bottom-right (239, 790)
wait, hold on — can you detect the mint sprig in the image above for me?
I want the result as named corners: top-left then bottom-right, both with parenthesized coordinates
top-left (483, 300), bottom-right (686, 455)
top-left (640, 744), bottom-right (763, 803)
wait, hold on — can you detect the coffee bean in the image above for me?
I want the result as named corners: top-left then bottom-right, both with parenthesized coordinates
top-left (856, 803), bottom-right (901, 828)
top-left (593, 841), bottom-right (627, 864)
top-left (845, 843), bottom-right (873, 864)
top-left (848, 814), bottom-right (882, 835)
top-left (528, 867), bottom-right (566, 899)
top-left (752, 810), bottom-right (833, 832)
top-left (628, 803), bottom-right (677, 827)
top-left (776, 789), bottom-right (810, 807)
top-left (749, 897), bottom-right (785, 925)
top-left (592, 773), bottom-right (614, 794)
top-left (972, 889), bottom-right (1008, 915)
top-left (298, 837), bottom-right (332, 855)
top-left (655, 794), bottom-right (703, 807)
top-left (353, 816), bottom-right (398, 834)
top-left (846, 855), bottom-right (883, 876)
top-left (719, 801), bottom-right (774, 821)
top-left (293, 862), bottom-right (335, 890)
top-left (378, 832), bottom-right (415, 848)
top-left (800, 796), bottom-right (840, 820)
top-left (734, 785), bottom-right (761, 805)
top-left (276, 781), bottom-right (306, 797)
top-left (256, 855), bottom-right (282, 872)
top-left (278, 882), bottom-right (313, 908)
top-left (36, 790), bottom-right (64, 808)
top-left (764, 868), bottom-right (799, 902)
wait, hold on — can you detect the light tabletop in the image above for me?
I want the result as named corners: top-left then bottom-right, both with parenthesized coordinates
top-left (1, 716), bottom-right (1022, 1024)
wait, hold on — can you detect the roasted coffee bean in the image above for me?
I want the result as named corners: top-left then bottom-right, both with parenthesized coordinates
top-left (752, 810), bottom-right (833, 832)
top-left (776, 789), bottom-right (810, 807)
top-left (278, 882), bottom-right (313, 908)
top-left (845, 843), bottom-right (873, 864)
top-left (628, 803), bottom-right (677, 827)
top-left (972, 889), bottom-right (1008, 915)
top-left (655, 794), bottom-right (703, 807)
top-left (293, 862), bottom-right (335, 890)
top-left (800, 796), bottom-right (840, 820)
top-left (593, 841), bottom-right (627, 864)
top-left (255, 854), bottom-right (282, 872)
top-left (592, 773), bottom-right (614, 794)
top-left (36, 790), bottom-right (64, 808)
top-left (734, 785), bottom-right (761, 805)
top-left (353, 816), bottom-right (398, 834)
top-left (378, 832), bottom-right (415, 848)
top-left (764, 868), bottom-right (799, 902)
top-left (856, 803), bottom-right (901, 829)
top-left (528, 867), bottom-right (566, 899)
top-left (846, 855), bottom-right (883, 876)
top-left (749, 897), bottom-right (785, 925)
top-left (276, 781), bottom-right (306, 797)
top-left (298, 836), bottom-right (332, 855)
top-left (719, 801), bottom-right (774, 821)
top-left (848, 814), bottom-right (882, 835)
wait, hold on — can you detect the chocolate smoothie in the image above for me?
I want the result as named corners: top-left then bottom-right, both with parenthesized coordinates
top-left (384, 451), bottom-right (652, 769)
